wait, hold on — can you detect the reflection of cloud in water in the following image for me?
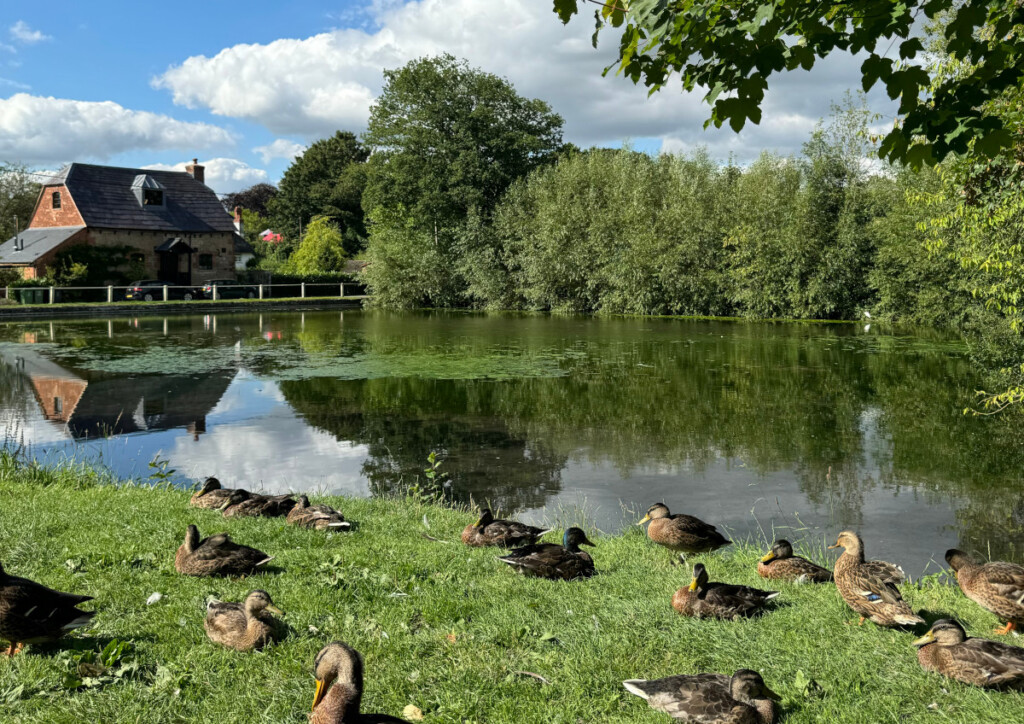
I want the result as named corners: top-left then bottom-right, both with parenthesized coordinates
top-left (170, 376), bottom-right (370, 496)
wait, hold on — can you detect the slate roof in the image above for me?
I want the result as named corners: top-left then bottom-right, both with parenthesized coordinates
top-left (49, 163), bottom-right (235, 233)
top-left (0, 226), bottom-right (86, 264)
top-left (233, 233), bottom-right (254, 255)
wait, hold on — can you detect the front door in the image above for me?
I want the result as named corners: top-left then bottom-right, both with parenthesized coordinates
top-left (158, 251), bottom-right (177, 283)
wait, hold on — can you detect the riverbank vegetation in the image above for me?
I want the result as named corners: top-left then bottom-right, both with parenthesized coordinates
top-left (2, 454), bottom-right (1024, 722)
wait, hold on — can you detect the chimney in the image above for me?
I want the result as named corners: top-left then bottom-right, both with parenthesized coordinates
top-left (185, 158), bottom-right (205, 185)
top-left (233, 206), bottom-right (244, 235)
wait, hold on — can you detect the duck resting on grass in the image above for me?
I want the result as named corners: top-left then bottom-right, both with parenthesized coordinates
top-left (311, 641), bottom-right (410, 723)
top-left (0, 561), bottom-right (95, 656)
top-left (757, 539), bottom-right (833, 583)
top-left (204, 590), bottom-right (284, 651)
top-left (945, 549), bottom-right (1024, 636)
top-left (175, 525), bottom-right (274, 577)
top-left (287, 495), bottom-right (352, 531)
top-left (672, 562), bottom-right (779, 620)
top-left (461, 508), bottom-right (550, 547)
top-left (829, 530), bottom-right (923, 627)
top-left (638, 503), bottom-right (730, 554)
top-left (190, 476), bottom-right (246, 509)
top-left (623, 669), bottom-right (781, 723)
top-left (913, 619), bottom-right (1024, 690)
top-left (220, 489), bottom-right (298, 518)
top-left (497, 527), bottom-right (595, 580)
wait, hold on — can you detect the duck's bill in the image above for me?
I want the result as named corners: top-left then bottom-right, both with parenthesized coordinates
top-left (637, 514), bottom-right (651, 525)
top-left (760, 552), bottom-right (776, 563)
top-left (911, 631), bottom-right (936, 647)
top-left (473, 518), bottom-right (484, 528)
top-left (687, 578), bottom-right (698, 592)
top-left (582, 537), bottom-right (596, 547)
top-left (267, 605), bottom-right (284, 615)
top-left (827, 542), bottom-right (840, 549)
top-left (312, 678), bottom-right (327, 710)
top-left (764, 686), bottom-right (782, 701)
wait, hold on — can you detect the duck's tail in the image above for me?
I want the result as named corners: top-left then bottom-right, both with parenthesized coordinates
top-left (894, 612), bottom-right (925, 626)
top-left (764, 591), bottom-right (781, 600)
top-left (256, 556), bottom-right (275, 567)
top-left (328, 521), bottom-right (352, 530)
top-left (62, 611), bottom-right (95, 631)
top-left (622, 680), bottom-right (652, 699)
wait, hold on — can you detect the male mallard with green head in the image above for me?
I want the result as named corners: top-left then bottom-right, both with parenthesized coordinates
top-left (945, 549), bottom-right (1024, 635)
top-left (638, 503), bottom-right (730, 553)
top-left (623, 669), bottom-right (781, 723)
top-left (672, 563), bottom-right (779, 620)
top-left (497, 527), bottom-right (595, 580)
top-left (913, 619), bottom-right (1024, 689)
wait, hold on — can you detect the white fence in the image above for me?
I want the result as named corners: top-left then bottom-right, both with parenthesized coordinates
top-left (2, 282), bottom-right (365, 305)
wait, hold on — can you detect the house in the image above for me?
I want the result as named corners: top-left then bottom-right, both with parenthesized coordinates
top-left (0, 159), bottom-right (239, 284)
top-left (232, 207), bottom-right (255, 270)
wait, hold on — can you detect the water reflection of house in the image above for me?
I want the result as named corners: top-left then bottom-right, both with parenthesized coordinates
top-left (0, 348), bottom-right (233, 439)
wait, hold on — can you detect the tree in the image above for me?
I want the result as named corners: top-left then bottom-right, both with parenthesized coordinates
top-left (267, 131), bottom-right (369, 255)
top-left (222, 183), bottom-right (278, 216)
top-left (0, 162), bottom-right (39, 242)
top-left (554, 0), bottom-right (1024, 167)
top-left (283, 216), bottom-right (347, 275)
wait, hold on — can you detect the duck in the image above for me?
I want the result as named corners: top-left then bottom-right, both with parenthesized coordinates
top-left (0, 561), bottom-right (95, 656)
top-left (638, 503), bottom-right (730, 553)
top-left (220, 489), bottom-right (297, 518)
top-left (829, 530), bottom-right (923, 627)
top-left (461, 508), bottom-right (550, 547)
top-left (672, 563), bottom-right (779, 620)
top-left (497, 528), bottom-right (596, 580)
top-left (945, 549), bottom-right (1024, 635)
top-left (311, 641), bottom-right (410, 723)
top-left (287, 495), bottom-right (352, 531)
top-left (190, 476), bottom-right (246, 509)
top-left (757, 539), bottom-right (833, 583)
top-left (623, 669), bottom-right (781, 723)
top-left (913, 618), bottom-right (1024, 689)
top-left (174, 525), bottom-right (274, 577)
top-left (204, 590), bottom-right (284, 651)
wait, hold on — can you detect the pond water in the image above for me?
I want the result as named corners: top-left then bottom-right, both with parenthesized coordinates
top-left (1, 310), bottom-right (1021, 573)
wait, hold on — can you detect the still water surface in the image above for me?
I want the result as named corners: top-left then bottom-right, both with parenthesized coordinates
top-left (1, 310), bottom-right (1020, 573)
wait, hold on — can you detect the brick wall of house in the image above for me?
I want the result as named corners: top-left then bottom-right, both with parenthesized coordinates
top-left (28, 377), bottom-right (87, 422)
top-left (86, 229), bottom-right (237, 284)
top-left (30, 185), bottom-right (85, 228)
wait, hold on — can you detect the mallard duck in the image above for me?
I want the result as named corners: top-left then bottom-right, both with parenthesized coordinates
top-left (204, 590), bottom-right (284, 651)
top-left (913, 618), bottom-right (1024, 689)
top-left (623, 669), bottom-right (780, 723)
top-left (946, 549), bottom-right (1024, 635)
top-left (0, 561), bottom-right (94, 656)
top-left (638, 503), bottom-right (730, 553)
top-left (287, 495), bottom-right (352, 531)
top-left (497, 528), bottom-right (595, 580)
top-left (829, 530), bottom-right (923, 627)
top-left (190, 477), bottom-right (246, 509)
top-left (672, 563), bottom-right (779, 620)
top-left (311, 641), bottom-right (410, 723)
top-left (757, 540), bottom-right (832, 583)
top-left (461, 508), bottom-right (550, 547)
top-left (174, 525), bottom-right (274, 577)
top-left (220, 489), bottom-right (297, 518)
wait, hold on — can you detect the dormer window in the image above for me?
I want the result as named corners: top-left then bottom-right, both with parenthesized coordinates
top-left (143, 189), bottom-right (163, 206)
top-left (132, 174), bottom-right (166, 208)
top-left (52, 191), bottom-right (61, 209)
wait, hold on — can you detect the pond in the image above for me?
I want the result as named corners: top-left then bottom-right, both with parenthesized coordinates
top-left (0, 309), bottom-right (1020, 574)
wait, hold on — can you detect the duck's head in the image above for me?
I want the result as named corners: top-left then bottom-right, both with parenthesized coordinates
top-left (761, 539), bottom-right (794, 563)
top-left (219, 489), bottom-right (250, 510)
top-left (312, 641), bottom-right (364, 712)
top-left (730, 669), bottom-right (781, 703)
top-left (244, 590), bottom-right (284, 616)
top-left (827, 530), bottom-right (862, 555)
top-left (296, 495), bottom-right (311, 509)
top-left (912, 619), bottom-right (967, 648)
top-left (688, 563), bottom-right (710, 591)
top-left (474, 508), bottom-right (495, 528)
top-left (197, 477), bottom-right (221, 496)
top-left (184, 524), bottom-right (200, 550)
top-left (637, 503), bottom-right (670, 525)
top-left (563, 527), bottom-right (596, 550)
top-left (944, 549), bottom-right (975, 572)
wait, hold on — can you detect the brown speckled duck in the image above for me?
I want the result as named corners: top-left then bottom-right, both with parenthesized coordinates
top-left (190, 477), bottom-right (245, 509)
top-left (0, 561), bottom-right (94, 656)
top-left (174, 525), bottom-right (274, 577)
top-left (497, 528), bottom-right (595, 580)
top-left (829, 530), bottom-right (923, 627)
top-left (287, 496), bottom-right (352, 531)
top-left (461, 508), bottom-right (550, 548)
top-left (757, 540), bottom-right (832, 583)
top-left (672, 563), bottom-right (779, 620)
top-left (311, 641), bottom-right (410, 723)
top-left (913, 619), bottom-right (1024, 689)
top-left (638, 503), bottom-right (730, 553)
top-left (220, 489), bottom-right (298, 518)
top-left (204, 590), bottom-right (284, 651)
top-left (623, 669), bottom-right (780, 723)
top-left (946, 549), bottom-right (1024, 635)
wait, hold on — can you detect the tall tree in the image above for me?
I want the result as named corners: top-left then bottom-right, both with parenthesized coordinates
top-left (222, 183), bottom-right (278, 217)
top-left (284, 216), bottom-right (347, 275)
top-left (0, 162), bottom-right (39, 242)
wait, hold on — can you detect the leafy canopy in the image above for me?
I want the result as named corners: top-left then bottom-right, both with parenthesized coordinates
top-left (283, 216), bottom-right (347, 275)
top-left (553, 0), bottom-right (1024, 167)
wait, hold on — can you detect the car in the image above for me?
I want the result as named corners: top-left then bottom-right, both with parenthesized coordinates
top-left (124, 280), bottom-right (200, 301)
top-left (201, 279), bottom-right (258, 300)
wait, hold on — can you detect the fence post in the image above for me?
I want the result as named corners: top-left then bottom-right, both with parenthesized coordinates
top-left (340, 283), bottom-right (344, 298)
top-left (107, 285), bottom-right (113, 303)
top-left (213, 285), bottom-right (219, 301)
top-left (258, 284), bottom-right (264, 300)
top-left (49, 286), bottom-right (55, 304)
top-left (301, 282), bottom-right (306, 298)
top-left (4, 286), bottom-right (8, 301)
top-left (163, 285), bottom-right (169, 302)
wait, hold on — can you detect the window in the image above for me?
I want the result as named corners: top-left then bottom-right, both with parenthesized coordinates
top-left (54, 397), bottom-right (63, 414)
top-left (198, 253), bottom-right (213, 270)
top-left (52, 191), bottom-right (61, 209)
top-left (143, 189), bottom-right (164, 206)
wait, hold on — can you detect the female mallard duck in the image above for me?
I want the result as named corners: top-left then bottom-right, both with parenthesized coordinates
top-left (829, 530), bottom-right (923, 627)
top-left (623, 669), bottom-right (781, 723)
top-left (672, 563), bottom-right (779, 620)
top-left (638, 503), bottom-right (730, 553)
top-left (204, 590), bottom-right (284, 651)
top-left (913, 618), bottom-right (1024, 689)
top-left (287, 495), bottom-right (352, 531)
top-left (946, 549), bottom-right (1024, 635)
top-left (757, 540), bottom-right (832, 583)
top-left (220, 489), bottom-right (297, 518)
top-left (174, 525), bottom-right (274, 577)
top-left (0, 561), bottom-right (94, 656)
top-left (190, 477), bottom-right (246, 509)
top-left (497, 528), bottom-right (595, 580)
top-left (311, 641), bottom-right (410, 723)
top-left (461, 508), bottom-right (550, 547)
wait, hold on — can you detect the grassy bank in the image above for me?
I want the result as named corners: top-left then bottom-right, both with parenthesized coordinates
top-left (0, 456), bottom-right (1021, 723)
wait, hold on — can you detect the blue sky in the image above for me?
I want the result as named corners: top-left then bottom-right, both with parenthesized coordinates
top-left (1, 1), bottom-right (891, 194)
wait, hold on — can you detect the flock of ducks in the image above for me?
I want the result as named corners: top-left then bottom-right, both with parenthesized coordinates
top-left (2, 485), bottom-right (1024, 722)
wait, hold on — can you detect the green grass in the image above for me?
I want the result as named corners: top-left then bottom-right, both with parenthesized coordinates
top-left (1, 455), bottom-right (1022, 723)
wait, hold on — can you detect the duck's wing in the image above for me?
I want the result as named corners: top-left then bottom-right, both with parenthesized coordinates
top-left (498, 543), bottom-right (560, 560)
top-left (980, 562), bottom-right (1024, 604)
top-left (850, 562), bottom-right (905, 603)
top-left (955, 639), bottom-right (1024, 686)
top-left (194, 533), bottom-right (240, 559)
top-left (860, 560), bottom-right (905, 585)
top-left (205, 601), bottom-right (246, 635)
top-left (703, 583), bottom-right (778, 611)
top-left (624, 673), bottom-right (737, 719)
top-left (1, 574), bottom-right (92, 613)
top-left (668, 514), bottom-right (720, 534)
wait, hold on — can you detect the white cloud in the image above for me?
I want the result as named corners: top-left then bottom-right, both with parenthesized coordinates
top-left (253, 138), bottom-right (307, 164)
top-left (10, 21), bottom-right (51, 44)
top-left (153, 0), bottom-right (896, 160)
top-left (143, 157), bottom-right (268, 194)
top-left (0, 93), bottom-right (235, 165)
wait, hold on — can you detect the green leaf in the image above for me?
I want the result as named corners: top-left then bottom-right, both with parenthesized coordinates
top-left (552, 0), bottom-right (579, 24)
